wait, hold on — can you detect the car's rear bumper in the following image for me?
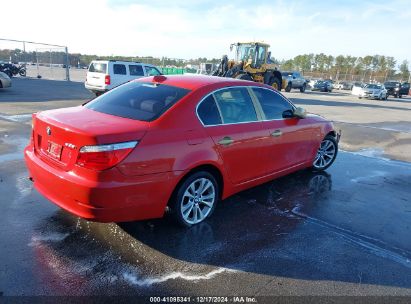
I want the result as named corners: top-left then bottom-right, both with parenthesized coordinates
top-left (84, 82), bottom-right (108, 93)
top-left (24, 145), bottom-right (181, 223)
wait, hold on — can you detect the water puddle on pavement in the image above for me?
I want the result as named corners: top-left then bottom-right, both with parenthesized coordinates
top-left (0, 135), bottom-right (28, 162)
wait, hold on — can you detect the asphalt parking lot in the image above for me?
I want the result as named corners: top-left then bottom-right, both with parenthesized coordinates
top-left (0, 78), bottom-right (410, 297)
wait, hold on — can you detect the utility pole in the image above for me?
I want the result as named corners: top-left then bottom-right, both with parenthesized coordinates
top-left (65, 46), bottom-right (70, 81)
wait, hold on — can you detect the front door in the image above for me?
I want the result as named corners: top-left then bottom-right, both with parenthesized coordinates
top-left (197, 88), bottom-right (267, 184)
top-left (250, 87), bottom-right (314, 173)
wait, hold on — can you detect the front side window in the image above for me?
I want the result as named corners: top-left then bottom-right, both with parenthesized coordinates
top-left (129, 65), bottom-right (144, 76)
top-left (213, 88), bottom-right (257, 124)
top-left (255, 46), bottom-right (266, 66)
top-left (113, 64), bottom-right (126, 75)
top-left (197, 95), bottom-right (222, 126)
top-left (85, 82), bottom-right (190, 121)
top-left (252, 88), bottom-right (294, 120)
top-left (145, 66), bottom-right (161, 76)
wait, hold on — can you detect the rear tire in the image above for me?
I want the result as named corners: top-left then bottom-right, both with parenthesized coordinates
top-left (169, 171), bottom-right (219, 227)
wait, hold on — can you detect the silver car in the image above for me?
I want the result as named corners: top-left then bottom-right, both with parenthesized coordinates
top-left (358, 84), bottom-right (387, 100)
top-left (0, 71), bottom-right (11, 89)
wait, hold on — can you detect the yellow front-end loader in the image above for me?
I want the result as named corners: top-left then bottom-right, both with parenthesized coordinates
top-left (213, 42), bottom-right (284, 90)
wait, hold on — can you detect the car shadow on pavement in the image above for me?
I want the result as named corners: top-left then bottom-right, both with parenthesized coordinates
top-left (304, 91), bottom-right (351, 97)
top-left (292, 97), bottom-right (411, 111)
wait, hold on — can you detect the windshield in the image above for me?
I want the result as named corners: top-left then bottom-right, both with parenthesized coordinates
top-left (281, 72), bottom-right (293, 77)
top-left (85, 81), bottom-right (190, 121)
top-left (365, 84), bottom-right (380, 89)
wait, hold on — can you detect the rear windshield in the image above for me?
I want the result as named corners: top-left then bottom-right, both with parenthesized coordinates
top-left (384, 82), bottom-right (399, 87)
top-left (88, 62), bottom-right (107, 73)
top-left (84, 81), bottom-right (190, 121)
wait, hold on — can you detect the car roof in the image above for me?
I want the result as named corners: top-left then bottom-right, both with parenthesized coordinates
top-left (91, 60), bottom-right (143, 65)
top-left (134, 75), bottom-right (266, 91)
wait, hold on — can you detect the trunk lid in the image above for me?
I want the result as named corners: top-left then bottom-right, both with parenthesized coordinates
top-left (33, 106), bottom-right (149, 171)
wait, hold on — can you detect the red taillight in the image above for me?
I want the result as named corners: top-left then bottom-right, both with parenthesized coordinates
top-left (76, 141), bottom-right (137, 171)
top-left (105, 75), bottom-right (110, 85)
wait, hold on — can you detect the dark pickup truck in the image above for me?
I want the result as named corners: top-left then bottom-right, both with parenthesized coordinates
top-left (384, 81), bottom-right (410, 98)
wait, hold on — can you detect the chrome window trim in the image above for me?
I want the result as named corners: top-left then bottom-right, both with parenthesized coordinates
top-left (195, 85), bottom-right (296, 127)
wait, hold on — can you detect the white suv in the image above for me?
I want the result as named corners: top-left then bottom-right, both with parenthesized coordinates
top-left (85, 60), bottom-right (162, 95)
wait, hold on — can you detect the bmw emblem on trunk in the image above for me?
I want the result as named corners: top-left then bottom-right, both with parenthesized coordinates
top-left (46, 126), bottom-right (51, 136)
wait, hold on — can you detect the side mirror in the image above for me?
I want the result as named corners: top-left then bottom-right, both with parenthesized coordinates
top-left (293, 107), bottom-right (307, 119)
top-left (282, 109), bottom-right (294, 118)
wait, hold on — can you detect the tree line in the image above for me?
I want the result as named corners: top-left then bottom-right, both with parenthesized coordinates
top-left (277, 53), bottom-right (410, 81)
top-left (1, 48), bottom-right (409, 81)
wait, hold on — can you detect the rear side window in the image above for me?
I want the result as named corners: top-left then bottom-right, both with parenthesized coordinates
top-left (113, 64), bottom-right (126, 75)
top-left (213, 88), bottom-right (257, 124)
top-left (252, 88), bottom-right (294, 120)
top-left (88, 62), bottom-right (107, 73)
top-left (85, 82), bottom-right (190, 121)
top-left (129, 65), bottom-right (144, 76)
top-left (197, 95), bottom-right (222, 126)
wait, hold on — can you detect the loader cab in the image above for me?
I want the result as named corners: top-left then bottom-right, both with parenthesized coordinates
top-left (233, 43), bottom-right (269, 69)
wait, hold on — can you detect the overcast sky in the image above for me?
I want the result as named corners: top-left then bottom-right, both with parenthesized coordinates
top-left (2, 0), bottom-right (411, 64)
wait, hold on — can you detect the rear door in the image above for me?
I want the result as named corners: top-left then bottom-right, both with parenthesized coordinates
top-left (251, 87), bottom-right (314, 173)
top-left (86, 61), bottom-right (107, 88)
top-left (198, 87), bottom-right (267, 185)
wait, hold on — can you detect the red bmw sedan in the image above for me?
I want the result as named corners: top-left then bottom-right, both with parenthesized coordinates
top-left (25, 75), bottom-right (339, 226)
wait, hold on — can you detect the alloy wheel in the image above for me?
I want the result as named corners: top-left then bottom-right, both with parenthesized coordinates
top-left (180, 177), bottom-right (216, 225)
top-left (313, 139), bottom-right (336, 169)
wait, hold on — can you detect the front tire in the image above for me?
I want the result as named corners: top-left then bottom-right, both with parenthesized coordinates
top-left (312, 135), bottom-right (338, 171)
top-left (268, 77), bottom-right (281, 91)
top-left (285, 82), bottom-right (292, 92)
top-left (170, 171), bottom-right (219, 227)
top-left (300, 83), bottom-right (306, 93)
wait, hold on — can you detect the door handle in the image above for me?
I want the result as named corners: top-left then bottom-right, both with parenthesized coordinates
top-left (271, 129), bottom-right (282, 137)
top-left (218, 136), bottom-right (234, 146)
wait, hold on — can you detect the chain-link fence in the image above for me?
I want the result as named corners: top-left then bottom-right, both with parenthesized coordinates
top-left (302, 71), bottom-right (409, 84)
top-left (0, 38), bottom-right (70, 81)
